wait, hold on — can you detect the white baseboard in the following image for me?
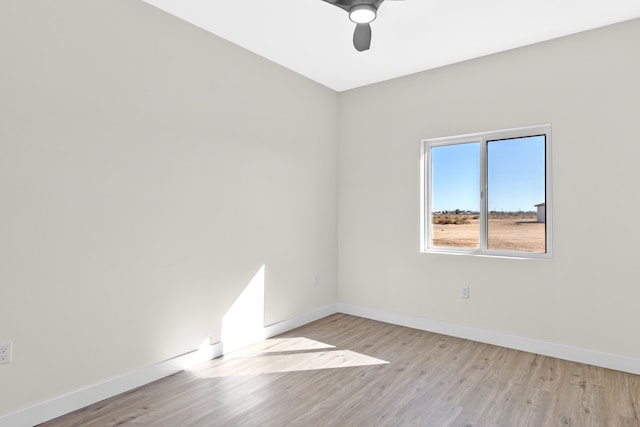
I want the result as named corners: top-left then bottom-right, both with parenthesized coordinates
top-left (265, 304), bottom-right (338, 338)
top-left (0, 343), bottom-right (223, 427)
top-left (337, 302), bottom-right (640, 376)
top-left (0, 305), bottom-right (338, 427)
top-left (4, 302), bottom-right (638, 426)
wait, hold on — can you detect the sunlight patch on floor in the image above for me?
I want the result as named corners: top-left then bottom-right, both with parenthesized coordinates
top-left (188, 337), bottom-right (388, 378)
top-left (228, 336), bottom-right (336, 357)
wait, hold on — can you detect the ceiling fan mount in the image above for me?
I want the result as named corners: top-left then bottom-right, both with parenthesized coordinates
top-left (321, 0), bottom-right (405, 52)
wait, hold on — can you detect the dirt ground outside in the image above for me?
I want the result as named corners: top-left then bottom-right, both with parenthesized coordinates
top-left (431, 213), bottom-right (546, 253)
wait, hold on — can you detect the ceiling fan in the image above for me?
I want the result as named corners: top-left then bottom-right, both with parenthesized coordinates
top-left (321, 0), bottom-right (405, 52)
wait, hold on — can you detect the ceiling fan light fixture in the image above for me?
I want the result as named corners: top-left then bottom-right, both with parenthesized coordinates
top-left (349, 4), bottom-right (376, 24)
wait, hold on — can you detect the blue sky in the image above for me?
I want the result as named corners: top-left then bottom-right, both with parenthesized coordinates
top-left (431, 136), bottom-right (545, 212)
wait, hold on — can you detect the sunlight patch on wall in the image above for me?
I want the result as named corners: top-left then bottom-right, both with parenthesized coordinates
top-left (221, 264), bottom-right (265, 354)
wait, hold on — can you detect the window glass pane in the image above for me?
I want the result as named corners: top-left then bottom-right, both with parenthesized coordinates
top-left (487, 136), bottom-right (546, 252)
top-left (431, 142), bottom-right (480, 249)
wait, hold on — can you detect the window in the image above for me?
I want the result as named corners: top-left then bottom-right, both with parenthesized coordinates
top-left (421, 125), bottom-right (552, 259)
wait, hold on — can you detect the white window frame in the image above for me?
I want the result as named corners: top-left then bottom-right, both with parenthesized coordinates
top-left (420, 124), bottom-right (552, 260)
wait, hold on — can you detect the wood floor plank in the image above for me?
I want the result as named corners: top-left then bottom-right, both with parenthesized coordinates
top-left (39, 314), bottom-right (640, 426)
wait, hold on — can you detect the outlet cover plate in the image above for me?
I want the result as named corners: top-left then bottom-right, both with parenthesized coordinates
top-left (0, 341), bottom-right (12, 365)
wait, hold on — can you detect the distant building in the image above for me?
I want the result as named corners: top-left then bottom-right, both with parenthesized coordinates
top-left (535, 203), bottom-right (545, 223)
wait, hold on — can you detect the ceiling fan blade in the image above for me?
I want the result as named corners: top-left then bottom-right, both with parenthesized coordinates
top-left (353, 23), bottom-right (372, 52)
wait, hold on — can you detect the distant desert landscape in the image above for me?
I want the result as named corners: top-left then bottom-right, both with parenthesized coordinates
top-left (431, 212), bottom-right (545, 253)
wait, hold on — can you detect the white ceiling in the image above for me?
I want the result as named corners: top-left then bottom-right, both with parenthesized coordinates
top-left (142, 0), bottom-right (640, 92)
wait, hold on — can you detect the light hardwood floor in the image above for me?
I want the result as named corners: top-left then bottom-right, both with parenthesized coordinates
top-left (40, 314), bottom-right (640, 426)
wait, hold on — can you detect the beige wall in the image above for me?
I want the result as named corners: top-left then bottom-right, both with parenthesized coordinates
top-left (2, 0), bottom-right (639, 418)
top-left (338, 19), bottom-right (640, 359)
top-left (0, 0), bottom-right (338, 415)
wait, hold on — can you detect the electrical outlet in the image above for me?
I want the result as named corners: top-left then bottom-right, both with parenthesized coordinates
top-left (461, 286), bottom-right (470, 299)
top-left (0, 341), bottom-right (12, 365)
